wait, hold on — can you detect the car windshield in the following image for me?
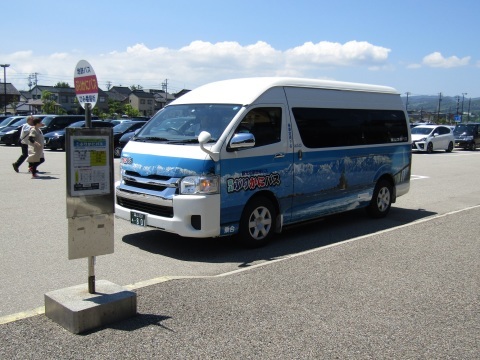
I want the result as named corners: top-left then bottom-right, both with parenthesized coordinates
top-left (114, 122), bottom-right (137, 132)
top-left (0, 117), bottom-right (16, 126)
top-left (40, 116), bottom-right (57, 127)
top-left (411, 127), bottom-right (434, 135)
top-left (13, 118), bottom-right (27, 126)
top-left (454, 125), bottom-right (475, 135)
top-left (68, 121), bottom-right (85, 128)
top-left (135, 104), bottom-right (242, 143)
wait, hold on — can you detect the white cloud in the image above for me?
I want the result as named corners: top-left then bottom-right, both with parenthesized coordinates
top-left (4, 40), bottom-right (392, 92)
top-left (285, 40), bottom-right (391, 68)
top-left (422, 52), bottom-right (470, 68)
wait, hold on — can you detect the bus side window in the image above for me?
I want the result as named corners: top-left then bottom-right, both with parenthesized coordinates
top-left (235, 107), bottom-right (282, 147)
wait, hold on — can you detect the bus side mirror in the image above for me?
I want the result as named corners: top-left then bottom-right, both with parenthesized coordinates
top-left (228, 133), bottom-right (255, 150)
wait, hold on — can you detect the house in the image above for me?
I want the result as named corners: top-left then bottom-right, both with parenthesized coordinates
top-left (28, 85), bottom-right (109, 114)
top-left (0, 83), bottom-right (20, 114)
top-left (129, 89), bottom-right (155, 117)
top-left (30, 85), bottom-right (77, 113)
top-left (106, 86), bottom-right (130, 106)
top-left (147, 89), bottom-right (177, 111)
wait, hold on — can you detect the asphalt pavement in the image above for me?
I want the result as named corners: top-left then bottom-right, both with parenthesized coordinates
top-left (0, 204), bottom-right (478, 359)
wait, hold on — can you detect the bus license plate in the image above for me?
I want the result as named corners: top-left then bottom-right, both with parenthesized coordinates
top-left (130, 211), bottom-right (146, 226)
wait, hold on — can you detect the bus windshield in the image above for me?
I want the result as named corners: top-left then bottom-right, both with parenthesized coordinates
top-left (135, 104), bottom-right (242, 143)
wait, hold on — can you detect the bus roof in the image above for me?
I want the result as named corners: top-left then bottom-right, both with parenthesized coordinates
top-left (171, 77), bottom-right (400, 106)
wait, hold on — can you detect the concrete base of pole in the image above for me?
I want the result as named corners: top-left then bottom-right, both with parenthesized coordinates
top-left (44, 280), bottom-right (137, 334)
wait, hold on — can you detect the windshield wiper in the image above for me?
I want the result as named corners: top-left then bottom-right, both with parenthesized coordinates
top-left (167, 139), bottom-right (199, 144)
top-left (135, 136), bottom-right (169, 142)
top-left (168, 138), bottom-right (217, 144)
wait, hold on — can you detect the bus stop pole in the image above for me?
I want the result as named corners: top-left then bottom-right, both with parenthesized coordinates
top-left (85, 102), bottom-right (92, 128)
top-left (88, 256), bottom-right (95, 293)
top-left (85, 103), bottom-right (95, 294)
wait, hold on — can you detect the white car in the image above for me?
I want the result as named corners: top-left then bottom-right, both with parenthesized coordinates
top-left (411, 125), bottom-right (455, 153)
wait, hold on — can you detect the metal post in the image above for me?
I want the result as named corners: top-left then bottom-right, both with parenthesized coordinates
top-left (86, 102), bottom-right (94, 293)
top-left (88, 256), bottom-right (95, 294)
top-left (1, 64), bottom-right (10, 115)
top-left (85, 103), bottom-right (92, 128)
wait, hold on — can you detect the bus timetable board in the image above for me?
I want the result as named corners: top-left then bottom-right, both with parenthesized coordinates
top-left (66, 127), bottom-right (114, 218)
top-left (70, 136), bottom-right (110, 196)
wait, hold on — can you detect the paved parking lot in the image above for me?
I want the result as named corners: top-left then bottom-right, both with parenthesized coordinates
top-left (0, 145), bottom-right (479, 358)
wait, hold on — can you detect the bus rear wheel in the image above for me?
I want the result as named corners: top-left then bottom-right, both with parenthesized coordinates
top-left (238, 197), bottom-right (276, 248)
top-left (367, 179), bottom-right (392, 218)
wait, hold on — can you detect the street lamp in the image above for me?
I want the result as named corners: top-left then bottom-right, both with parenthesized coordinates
top-left (1, 64), bottom-right (10, 115)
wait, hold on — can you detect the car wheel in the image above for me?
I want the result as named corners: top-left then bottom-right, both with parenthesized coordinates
top-left (426, 142), bottom-right (433, 153)
top-left (366, 179), bottom-right (392, 218)
top-left (114, 147), bottom-right (122, 157)
top-left (446, 141), bottom-right (454, 152)
top-left (238, 196), bottom-right (276, 248)
top-left (471, 142), bottom-right (476, 151)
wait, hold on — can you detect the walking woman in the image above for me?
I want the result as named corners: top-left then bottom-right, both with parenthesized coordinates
top-left (27, 117), bottom-right (45, 179)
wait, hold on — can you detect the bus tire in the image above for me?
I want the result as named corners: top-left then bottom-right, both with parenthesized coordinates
top-left (238, 197), bottom-right (276, 248)
top-left (367, 179), bottom-right (392, 218)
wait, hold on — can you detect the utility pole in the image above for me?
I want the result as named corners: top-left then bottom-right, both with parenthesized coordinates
top-left (1, 64), bottom-right (10, 115)
top-left (28, 72), bottom-right (38, 89)
top-left (161, 79), bottom-right (168, 107)
top-left (461, 93), bottom-right (467, 122)
top-left (436, 92), bottom-right (442, 123)
top-left (467, 98), bottom-right (471, 122)
top-left (405, 92), bottom-right (410, 112)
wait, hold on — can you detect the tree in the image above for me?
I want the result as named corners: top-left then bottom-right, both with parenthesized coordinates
top-left (54, 82), bottom-right (70, 88)
top-left (107, 98), bottom-right (124, 118)
top-left (124, 104), bottom-right (141, 117)
top-left (41, 91), bottom-right (57, 114)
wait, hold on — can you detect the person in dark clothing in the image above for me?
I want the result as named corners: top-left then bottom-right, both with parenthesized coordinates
top-left (12, 115), bottom-right (34, 173)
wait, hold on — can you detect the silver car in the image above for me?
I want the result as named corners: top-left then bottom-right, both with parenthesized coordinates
top-left (411, 125), bottom-right (455, 153)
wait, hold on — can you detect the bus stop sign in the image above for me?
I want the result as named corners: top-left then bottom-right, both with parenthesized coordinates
top-left (74, 60), bottom-right (98, 109)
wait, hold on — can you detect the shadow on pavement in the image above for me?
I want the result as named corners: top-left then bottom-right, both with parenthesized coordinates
top-left (79, 314), bottom-right (173, 335)
top-left (121, 207), bottom-right (437, 268)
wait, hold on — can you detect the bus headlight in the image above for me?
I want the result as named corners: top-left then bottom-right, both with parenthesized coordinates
top-left (180, 175), bottom-right (219, 195)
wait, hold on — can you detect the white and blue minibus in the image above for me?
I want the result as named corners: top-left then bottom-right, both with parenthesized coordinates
top-left (115, 77), bottom-right (411, 247)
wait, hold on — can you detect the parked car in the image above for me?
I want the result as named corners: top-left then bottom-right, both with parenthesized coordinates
top-left (411, 125), bottom-right (455, 153)
top-left (453, 123), bottom-right (480, 150)
top-left (0, 116), bottom-right (26, 131)
top-left (106, 119), bottom-right (133, 126)
top-left (0, 118), bottom-right (28, 145)
top-left (44, 120), bottom-right (115, 150)
top-left (0, 115), bottom-right (49, 145)
top-left (113, 121), bottom-right (147, 157)
top-left (39, 115), bottom-right (98, 135)
top-left (114, 129), bottom-right (139, 157)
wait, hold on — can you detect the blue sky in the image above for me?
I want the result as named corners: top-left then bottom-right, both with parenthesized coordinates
top-left (2, 0), bottom-right (479, 97)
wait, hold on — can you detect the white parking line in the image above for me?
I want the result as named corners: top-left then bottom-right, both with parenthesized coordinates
top-left (411, 175), bottom-right (429, 180)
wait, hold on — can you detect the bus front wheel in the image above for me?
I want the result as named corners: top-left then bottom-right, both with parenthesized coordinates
top-left (367, 179), bottom-right (392, 218)
top-left (238, 197), bottom-right (276, 248)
